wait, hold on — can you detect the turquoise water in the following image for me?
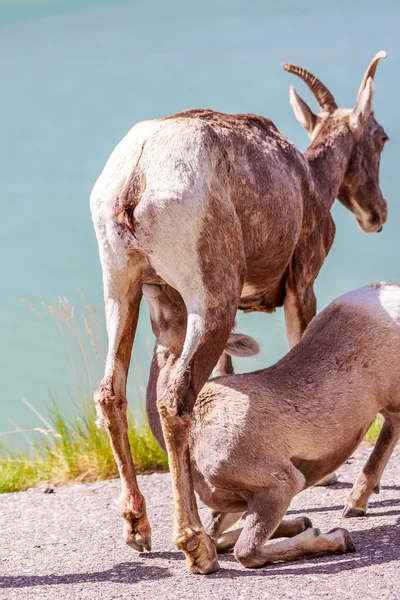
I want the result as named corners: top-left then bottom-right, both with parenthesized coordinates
top-left (1, 0), bottom-right (399, 441)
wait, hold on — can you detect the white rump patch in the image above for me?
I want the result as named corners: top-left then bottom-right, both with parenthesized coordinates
top-left (379, 285), bottom-right (400, 323)
top-left (337, 284), bottom-right (400, 325)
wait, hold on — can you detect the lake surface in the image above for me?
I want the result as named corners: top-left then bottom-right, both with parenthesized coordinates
top-left (1, 0), bottom-right (399, 443)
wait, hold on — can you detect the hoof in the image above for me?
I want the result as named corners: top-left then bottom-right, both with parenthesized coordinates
top-left (328, 527), bottom-right (357, 553)
top-left (190, 558), bottom-right (220, 575)
top-left (122, 505), bottom-right (152, 552)
top-left (342, 530), bottom-right (357, 553)
top-left (125, 534), bottom-right (152, 552)
top-left (302, 517), bottom-right (313, 531)
top-left (342, 506), bottom-right (366, 519)
top-left (176, 528), bottom-right (220, 575)
top-left (315, 473), bottom-right (339, 487)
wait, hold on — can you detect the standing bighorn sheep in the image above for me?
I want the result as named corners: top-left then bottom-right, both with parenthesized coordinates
top-left (90, 52), bottom-right (388, 573)
top-left (146, 283), bottom-right (400, 571)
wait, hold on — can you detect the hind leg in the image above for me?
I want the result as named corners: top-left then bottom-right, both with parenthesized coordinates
top-left (91, 193), bottom-right (151, 551)
top-left (140, 192), bottom-right (245, 573)
top-left (343, 411), bottom-right (400, 517)
top-left (156, 294), bottom-right (241, 573)
top-left (94, 270), bottom-right (152, 551)
top-left (145, 284), bottom-right (228, 573)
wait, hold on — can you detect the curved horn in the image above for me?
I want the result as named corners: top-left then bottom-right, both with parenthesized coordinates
top-left (282, 63), bottom-right (337, 113)
top-left (356, 50), bottom-right (387, 101)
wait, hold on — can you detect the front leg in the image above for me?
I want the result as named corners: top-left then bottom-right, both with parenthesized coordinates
top-left (234, 487), bottom-right (355, 569)
top-left (283, 282), bottom-right (316, 348)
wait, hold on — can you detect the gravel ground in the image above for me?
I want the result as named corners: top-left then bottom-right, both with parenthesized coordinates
top-left (1, 444), bottom-right (399, 600)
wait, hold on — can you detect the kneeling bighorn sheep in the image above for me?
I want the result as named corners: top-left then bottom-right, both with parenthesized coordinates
top-left (147, 283), bottom-right (400, 571)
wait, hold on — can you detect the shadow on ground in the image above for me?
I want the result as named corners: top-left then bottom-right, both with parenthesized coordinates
top-left (287, 495), bottom-right (400, 517)
top-left (144, 512), bottom-right (400, 580)
top-left (0, 562), bottom-right (171, 589)
top-left (213, 516), bottom-right (400, 578)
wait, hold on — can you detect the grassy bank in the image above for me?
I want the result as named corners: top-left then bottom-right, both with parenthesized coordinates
top-left (1, 294), bottom-right (167, 494)
top-left (0, 398), bottom-right (168, 494)
top-left (0, 400), bottom-right (383, 494)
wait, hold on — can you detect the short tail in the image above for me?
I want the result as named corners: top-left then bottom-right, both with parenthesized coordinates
top-left (224, 333), bottom-right (260, 358)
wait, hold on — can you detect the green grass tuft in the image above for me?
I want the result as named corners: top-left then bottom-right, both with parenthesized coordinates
top-left (0, 397), bottom-right (168, 494)
top-left (0, 294), bottom-right (168, 494)
top-left (0, 456), bottom-right (49, 494)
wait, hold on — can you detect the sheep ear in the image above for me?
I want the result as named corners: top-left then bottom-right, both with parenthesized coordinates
top-left (225, 333), bottom-right (260, 358)
top-left (289, 86), bottom-right (317, 135)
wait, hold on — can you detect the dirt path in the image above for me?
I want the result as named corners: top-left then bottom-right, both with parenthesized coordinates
top-left (1, 445), bottom-right (399, 600)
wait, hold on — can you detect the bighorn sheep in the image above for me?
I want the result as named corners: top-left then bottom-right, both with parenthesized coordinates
top-left (146, 283), bottom-right (400, 571)
top-left (90, 52), bottom-right (388, 573)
